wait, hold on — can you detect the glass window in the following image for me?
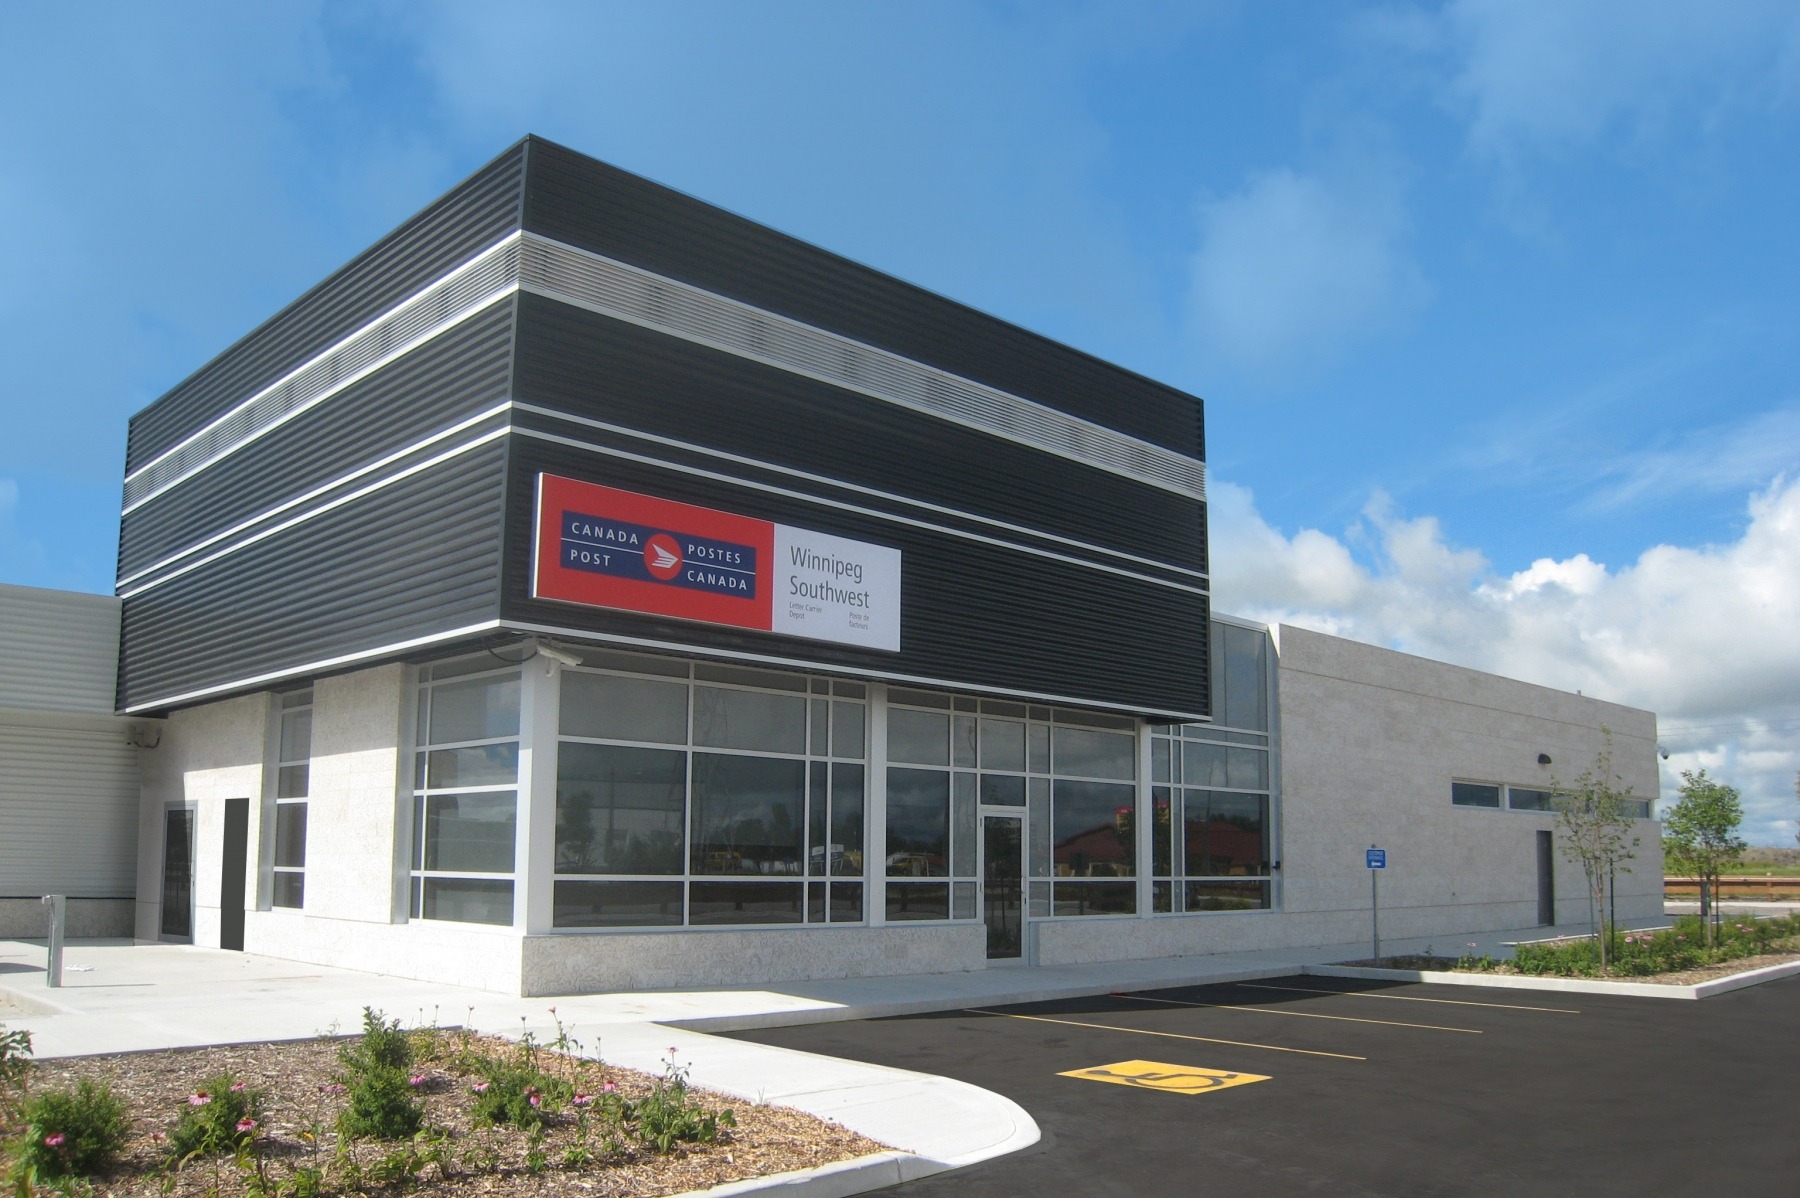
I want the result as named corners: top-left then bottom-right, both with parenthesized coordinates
top-left (1180, 790), bottom-right (1268, 877)
top-left (555, 744), bottom-right (686, 874)
top-left (554, 880), bottom-right (682, 927)
top-left (692, 686), bottom-right (806, 753)
top-left (270, 689), bottom-right (312, 910)
top-left (889, 709), bottom-right (950, 765)
top-left (980, 719), bottom-right (1026, 772)
top-left (1184, 880), bottom-right (1269, 912)
top-left (830, 764), bottom-right (865, 876)
top-left (979, 775), bottom-right (1026, 806)
top-left (421, 793), bottom-right (517, 873)
top-left (689, 880), bottom-right (804, 925)
top-left (420, 877), bottom-right (513, 926)
top-left (1508, 787), bottom-right (1554, 812)
top-left (1180, 742), bottom-right (1267, 790)
top-left (831, 702), bottom-right (865, 758)
top-left (1053, 727), bottom-right (1136, 780)
top-left (886, 768), bottom-right (949, 876)
top-left (1453, 782), bottom-right (1502, 808)
top-left (1053, 881), bottom-right (1135, 916)
top-left (428, 675), bottom-right (521, 744)
top-left (886, 881), bottom-right (950, 921)
top-left (560, 672), bottom-right (688, 744)
top-left (427, 743), bottom-right (520, 788)
top-left (1053, 780), bottom-right (1136, 878)
top-left (691, 754), bottom-right (805, 875)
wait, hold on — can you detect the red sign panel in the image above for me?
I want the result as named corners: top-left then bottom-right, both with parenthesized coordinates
top-left (533, 474), bottom-right (775, 631)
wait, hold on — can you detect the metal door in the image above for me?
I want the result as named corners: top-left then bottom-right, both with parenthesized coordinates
top-left (1536, 830), bottom-right (1555, 926)
top-left (160, 807), bottom-right (195, 941)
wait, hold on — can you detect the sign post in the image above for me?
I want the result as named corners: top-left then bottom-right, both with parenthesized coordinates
top-left (1365, 847), bottom-right (1386, 965)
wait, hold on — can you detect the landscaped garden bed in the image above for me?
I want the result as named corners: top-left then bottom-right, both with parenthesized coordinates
top-left (1341, 913), bottom-right (1800, 983)
top-left (1, 1010), bottom-right (884, 1197)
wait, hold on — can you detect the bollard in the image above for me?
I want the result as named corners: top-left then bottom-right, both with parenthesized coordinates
top-left (42, 894), bottom-right (65, 988)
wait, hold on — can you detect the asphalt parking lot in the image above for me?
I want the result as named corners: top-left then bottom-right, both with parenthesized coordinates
top-left (731, 973), bottom-right (1800, 1197)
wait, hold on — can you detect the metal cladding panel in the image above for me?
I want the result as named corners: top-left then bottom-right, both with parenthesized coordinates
top-left (125, 143), bottom-right (526, 471)
top-left (0, 721), bottom-right (139, 897)
top-left (0, 585), bottom-right (122, 714)
top-left (501, 438), bottom-right (1209, 718)
top-left (119, 298), bottom-right (517, 581)
top-left (513, 294), bottom-right (1207, 576)
top-left (518, 137), bottom-right (1202, 459)
top-left (118, 441), bottom-right (508, 713)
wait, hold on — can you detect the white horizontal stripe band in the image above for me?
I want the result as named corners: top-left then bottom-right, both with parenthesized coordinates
top-left (123, 237), bottom-right (524, 511)
top-left (515, 426), bottom-right (1208, 597)
top-left (511, 402), bottom-right (1207, 583)
top-left (117, 401), bottom-right (514, 589)
top-left (124, 231), bottom-right (1204, 512)
top-left (117, 427), bottom-right (509, 599)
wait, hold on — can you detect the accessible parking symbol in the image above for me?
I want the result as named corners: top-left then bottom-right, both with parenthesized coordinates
top-left (1058, 1059), bottom-right (1269, 1096)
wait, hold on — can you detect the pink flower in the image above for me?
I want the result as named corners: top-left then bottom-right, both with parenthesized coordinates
top-left (669, 1046), bottom-right (679, 1055)
top-left (409, 1074), bottom-right (427, 1087)
top-left (43, 1133), bottom-right (65, 1148)
top-left (189, 1093), bottom-right (212, 1107)
top-left (529, 1094), bottom-right (541, 1108)
top-left (322, 1083), bottom-right (346, 1095)
top-left (471, 1082), bottom-right (490, 1094)
top-left (151, 1132), bottom-right (168, 1144)
top-left (602, 1081), bottom-right (617, 1094)
top-left (548, 1006), bottom-right (557, 1015)
top-left (236, 1118), bottom-right (258, 1134)
top-left (230, 1082), bottom-right (248, 1093)
top-left (573, 1093), bottom-right (593, 1107)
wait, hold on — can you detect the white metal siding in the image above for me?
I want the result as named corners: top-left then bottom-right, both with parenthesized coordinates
top-left (0, 721), bottom-right (139, 897)
top-left (0, 584), bottom-right (122, 714)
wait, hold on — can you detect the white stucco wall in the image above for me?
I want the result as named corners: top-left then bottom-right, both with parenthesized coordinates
top-left (133, 693), bottom-right (266, 945)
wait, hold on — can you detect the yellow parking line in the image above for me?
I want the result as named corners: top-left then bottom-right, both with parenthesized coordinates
top-left (1234, 982), bottom-right (1580, 1015)
top-left (1115, 992), bottom-right (1481, 1034)
top-left (963, 1008), bottom-right (1368, 1061)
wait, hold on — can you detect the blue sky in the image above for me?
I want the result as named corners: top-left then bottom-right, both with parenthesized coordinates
top-left (2, 2), bottom-right (1797, 838)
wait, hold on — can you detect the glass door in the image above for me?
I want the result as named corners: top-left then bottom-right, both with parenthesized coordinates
top-left (982, 814), bottom-right (1023, 960)
top-left (160, 807), bottom-right (195, 941)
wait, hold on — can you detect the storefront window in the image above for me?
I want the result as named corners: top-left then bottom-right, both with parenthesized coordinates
top-left (409, 663), bottom-right (520, 926)
top-left (1150, 619), bottom-right (1275, 913)
top-left (554, 652), bottom-right (866, 929)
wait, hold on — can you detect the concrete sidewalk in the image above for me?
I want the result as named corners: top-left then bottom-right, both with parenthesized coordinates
top-left (0, 915), bottom-right (1665, 1186)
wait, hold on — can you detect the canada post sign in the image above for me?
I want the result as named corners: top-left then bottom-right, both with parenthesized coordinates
top-left (533, 474), bottom-right (902, 651)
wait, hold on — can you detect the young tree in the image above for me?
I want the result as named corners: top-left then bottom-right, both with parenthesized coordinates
top-left (1552, 732), bottom-right (1640, 974)
top-left (1664, 769), bottom-right (1747, 947)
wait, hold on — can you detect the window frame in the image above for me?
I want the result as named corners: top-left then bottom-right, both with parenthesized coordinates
top-left (269, 687), bottom-right (312, 910)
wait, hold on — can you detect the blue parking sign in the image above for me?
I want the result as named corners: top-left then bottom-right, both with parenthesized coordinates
top-left (1366, 848), bottom-right (1387, 869)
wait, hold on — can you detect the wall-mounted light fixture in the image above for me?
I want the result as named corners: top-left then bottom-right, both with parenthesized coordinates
top-left (1537, 753), bottom-right (1552, 766)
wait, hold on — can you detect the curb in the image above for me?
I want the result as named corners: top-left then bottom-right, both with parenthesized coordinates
top-left (1303, 959), bottom-right (1800, 1000)
top-left (667, 1151), bottom-right (943, 1198)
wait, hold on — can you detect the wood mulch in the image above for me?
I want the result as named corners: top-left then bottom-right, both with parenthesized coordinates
top-left (25, 1032), bottom-right (887, 1197)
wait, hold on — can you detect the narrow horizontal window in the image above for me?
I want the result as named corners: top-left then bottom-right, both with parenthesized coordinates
top-left (1452, 782), bottom-right (1502, 808)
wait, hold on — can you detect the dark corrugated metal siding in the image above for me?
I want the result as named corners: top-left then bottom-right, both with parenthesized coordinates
top-left (500, 437), bottom-right (1209, 718)
top-left (118, 441), bottom-right (507, 712)
top-left (519, 137), bottom-right (1202, 460)
top-left (123, 143), bottom-right (526, 472)
top-left (120, 299), bottom-right (517, 580)
top-left (513, 294), bottom-right (1206, 576)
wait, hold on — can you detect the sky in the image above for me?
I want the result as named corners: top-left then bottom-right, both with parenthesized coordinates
top-left (2, 1), bottom-right (1797, 841)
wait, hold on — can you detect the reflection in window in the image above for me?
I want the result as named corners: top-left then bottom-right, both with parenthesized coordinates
top-left (410, 665), bottom-right (520, 926)
top-left (270, 688), bottom-right (311, 909)
top-left (885, 768), bottom-right (949, 876)
top-left (553, 660), bottom-right (867, 929)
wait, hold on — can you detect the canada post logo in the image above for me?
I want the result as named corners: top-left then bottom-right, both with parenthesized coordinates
top-left (561, 512), bottom-right (758, 598)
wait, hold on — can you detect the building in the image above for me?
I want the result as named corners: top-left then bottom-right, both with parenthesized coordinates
top-left (8, 136), bottom-right (1663, 991)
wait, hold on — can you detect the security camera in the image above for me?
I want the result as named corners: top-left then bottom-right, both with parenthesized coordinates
top-left (1657, 745), bottom-right (1670, 760)
top-left (534, 643), bottom-right (583, 669)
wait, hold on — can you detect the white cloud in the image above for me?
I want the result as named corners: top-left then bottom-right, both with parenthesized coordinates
top-left (1443, 0), bottom-right (1800, 159)
top-left (1211, 474), bottom-right (1800, 844)
top-left (1185, 166), bottom-right (1428, 376)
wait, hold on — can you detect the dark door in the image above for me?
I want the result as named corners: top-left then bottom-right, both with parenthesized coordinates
top-left (160, 808), bottom-right (195, 940)
top-left (1536, 830), bottom-right (1555, 926)
top-left (220, 798), bottom-right (249, 951)
top-left (983, 815), bottom-right (1023, 960)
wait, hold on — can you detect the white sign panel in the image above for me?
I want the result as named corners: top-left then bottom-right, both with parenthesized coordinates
top-left (772, 523), bottom-right (902, 651)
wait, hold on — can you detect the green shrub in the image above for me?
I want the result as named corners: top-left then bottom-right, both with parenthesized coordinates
top-left (468, 1064), bottom-right (569, 1132)
top-left (1496, 913), bottom-right (1800, 978)
top-left (167, 1074), bottom-right (266, 1160)
top-left (338, 1067), bottom-right (424, 1141)
top-left (13, 1079), bottom-right (130, 1180)
top-left (339, 1008), bottom-right (412, 1075)
top-left (630, 1053), bottom-right (734, 1154)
